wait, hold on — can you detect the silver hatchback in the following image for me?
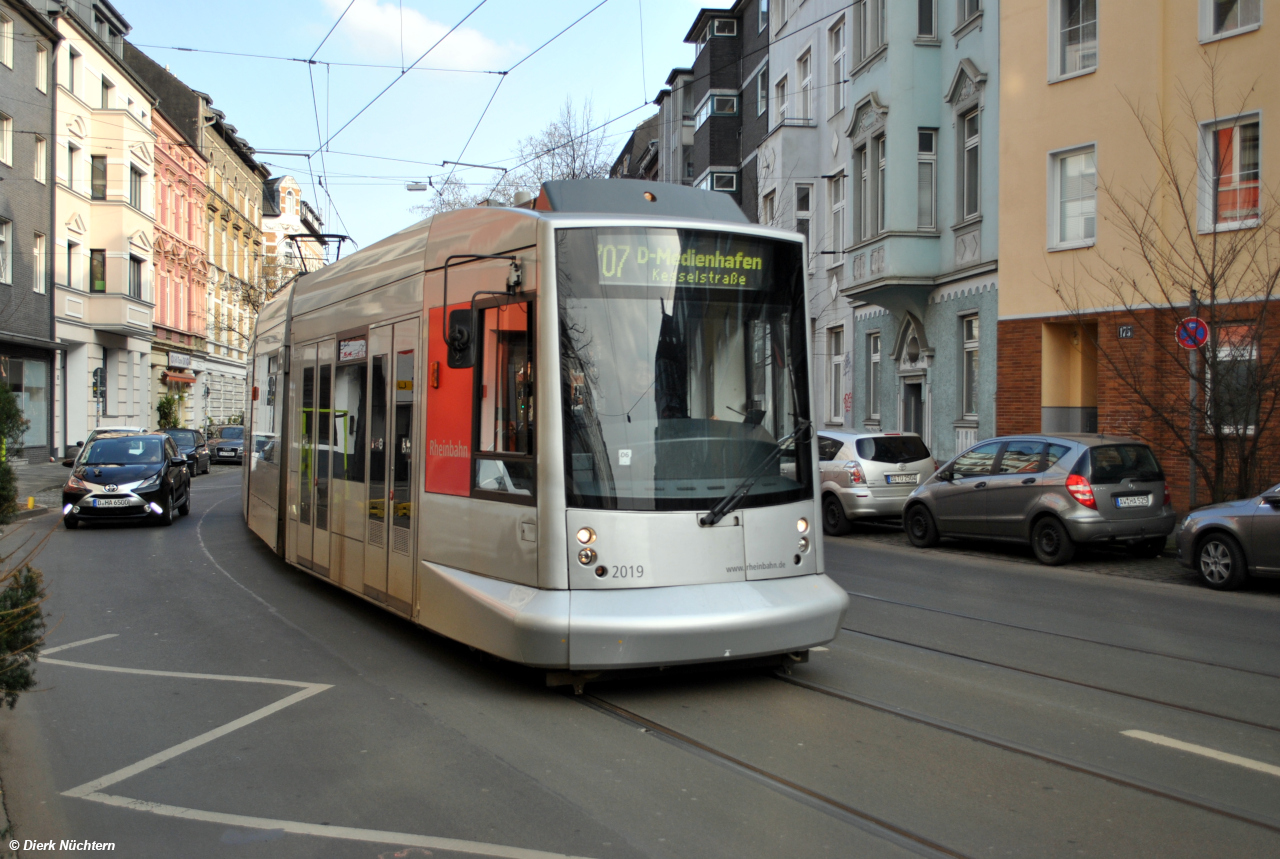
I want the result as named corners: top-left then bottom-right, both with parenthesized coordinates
top-left (818, 432), bottom-right (936, 535)
top-left (903, 434), bottom-right (1177, 565)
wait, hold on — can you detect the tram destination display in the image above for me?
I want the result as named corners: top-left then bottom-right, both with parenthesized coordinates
top-left (594, 228), bottom-right (770, 289)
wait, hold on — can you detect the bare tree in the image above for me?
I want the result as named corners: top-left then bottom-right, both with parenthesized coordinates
top-left (413, 97), bottom-right (613, 217)
top-left (1050, 55), bottom-right (1280, 505)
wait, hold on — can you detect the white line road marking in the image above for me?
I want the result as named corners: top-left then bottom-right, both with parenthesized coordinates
top-left (75, 793), bottom-right (598, 859)
top-left (1123, 730), bottom-right (1280, 778)
top-left (42, 634), bottom-right (119, 655)
top-left (46, 637), bottom-right (599, 858)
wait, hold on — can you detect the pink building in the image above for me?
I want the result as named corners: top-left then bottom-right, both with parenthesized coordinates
top-left (150, 109), bottom-right (208, 424)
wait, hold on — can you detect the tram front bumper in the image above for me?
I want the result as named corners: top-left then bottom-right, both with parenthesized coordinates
top-left (419, 561), bottom-right (850, 671)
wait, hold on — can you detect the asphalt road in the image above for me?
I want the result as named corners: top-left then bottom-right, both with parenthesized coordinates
top-left (2, 468), bottom-right (1278, 858)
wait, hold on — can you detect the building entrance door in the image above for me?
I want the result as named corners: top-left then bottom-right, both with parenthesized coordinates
top-left (903, 380), bottom-right (924, 435)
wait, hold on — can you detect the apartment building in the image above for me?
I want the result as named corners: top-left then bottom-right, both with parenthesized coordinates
top-left (835, 0), bottom-right (1000, 462)
top-left (262, 175), bottom-right (325, 291)
top-left (608, 112), bottom-right (662, 181)
top-left (0, 0), bottom-right (60, 461)
top-left (51, 1), bottom-right (157, 450)
top-left (998, 0), bottom-right (1277, 507)
top-left (655, 68), bottom-right (695, 186)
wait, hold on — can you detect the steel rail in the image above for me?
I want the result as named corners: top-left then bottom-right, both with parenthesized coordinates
top-left (842, 625), bottom-right (1280, 735)
top-left (847, 590), bottom-right (1280, 680)
top-left (578, 693), bottom-right (973, 859)
top-left (773, 672), bottom-right (1280, 837)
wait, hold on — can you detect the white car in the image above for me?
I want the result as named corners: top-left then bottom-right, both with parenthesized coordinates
top-left (817, 432), bottom-right (937, 535)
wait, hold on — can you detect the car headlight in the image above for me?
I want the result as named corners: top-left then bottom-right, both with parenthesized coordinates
top-left (66, 475), bottom-right (87, 490)
top-left (136, 472), bottom-right (162, 491)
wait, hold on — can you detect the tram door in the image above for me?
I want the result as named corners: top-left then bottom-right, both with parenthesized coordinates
top-left (363, 320), bottom-right (418, 614)
top-left (292, 339), bottom-right (335, 575)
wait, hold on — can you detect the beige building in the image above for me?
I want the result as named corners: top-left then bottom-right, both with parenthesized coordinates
top-left (51, 2), bottom-right (157, 447)
top-left (200, 104), bottom-right (270, 427)
top-left (262, 175), bottom-right (326, 293)
top-left (998, 0), bottom-right (1276, 506)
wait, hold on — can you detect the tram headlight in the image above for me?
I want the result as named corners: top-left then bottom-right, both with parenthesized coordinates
top-left (576, 527), bottom-right (596, 545)
top-left (797, 518), bottom-right (809, 534)
top-left (577, 548), bottom-right (597, 565)
top-left (798, 537), bottom-right (810, 553)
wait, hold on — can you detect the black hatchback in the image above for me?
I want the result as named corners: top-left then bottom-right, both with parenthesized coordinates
top-left (62, 432), bottom-right (192, 528)
top-left (164, 428), bottom-right (210, 475)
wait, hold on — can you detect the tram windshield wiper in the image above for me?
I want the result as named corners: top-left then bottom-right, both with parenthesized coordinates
top-left (699, 419), bottom-right (812, 527)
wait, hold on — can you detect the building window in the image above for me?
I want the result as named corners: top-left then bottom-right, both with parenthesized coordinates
top-left (66, 240), bottom-right (78, 289)
top-left (918, 0), bottom-right (936, 37)
top-left (713, 95), bottom-right (738, 115)
top-left (829, 173), bottom-right (847, 264)
top-left (867, 332), bottom-right (881, 418)
top-left (876, 136), bottom-right (887, 234)
top-left (918, 130), bottom-right (936, 229)
top-left (829, 327), bottom-right (846, 422)
top-left (774, 75), bottom-right (789, 124)
top-left (1208, 325), bottom-right (1259, 433)
top-left (830, 20), bottom-right (846, 114)
top-left (68, 47), bottom-right (80, 96)
top-left (685, 160), bottom-right (694, 179)
top-left (1204, 0), bottom-right (1261, 39)
top-left (0, 113), bottom-right (10, 165)
top-left (798, 51), bottom-right (812, 121)
top-left (961, 110), bottom-right (981, 220)
top-left (757, 67), bottom-right (769, 116)
top-left (795, 183), bottom-right (812, 250)
top-left (33, 234), bottom-right (46, 294)
top-left (90, 249), bottom-right (106, 292)
top-left (100, 76), bottom-right (114, 110)
top-left (760, 0), bottom-right (769, 32)
top-left (878, 0), bottom-right (888, 44)
top-left (853, 1), bottom-right (887, 63)
top-left (1054, 0), bottom-right (1098, 78)
top-left (128, 256), bottom-right (143, 299)
top-left (713, 18), bottom-right (737, 36)
top-left (712, 172), bottom-right (738, 192)
top-left (959, 0), bottom-right (982, 25)
top-left (91, 154), bottom-right (107, 199)
top-left (854, 144), bottom-right (869, 241)
top-left (1201, 116), bottom-right (1260, 230)
top-left (961, 315), bottom-right (979, 417)
top-left (34, 136), bottom-right (46, 183)
top-left (36, 44), bottom-right (48, 92)
top-left (763, 190), bottom-right (776, 224)
top-left (1052, 146), bottom-right (1097, 247)
top-left (0, 220), bottom-right (9, 283)
top-left (0, 13), bottom-right (10, 68)
top-left (129, 167), bottom-right (144, 210)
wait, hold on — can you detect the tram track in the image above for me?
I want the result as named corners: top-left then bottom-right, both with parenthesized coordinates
top-left (846, 590), bottom-right (1280, 680)
top-left (577, 692), bottom-right (974, 859)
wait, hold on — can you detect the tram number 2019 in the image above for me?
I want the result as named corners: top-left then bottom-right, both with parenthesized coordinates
top-left (612, 565), bottom-right (644, 578)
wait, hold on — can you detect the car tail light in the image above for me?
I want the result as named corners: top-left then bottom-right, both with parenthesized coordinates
top-left (1066, 474), bottom-right (1096, 509)
top-left (1163, 482), bottom-right (1172, 507)
top-left (844, 461), bottom-right (866, 484)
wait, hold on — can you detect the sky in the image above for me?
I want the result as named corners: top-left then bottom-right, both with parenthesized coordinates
top-left (115, 0), bottom-right (732, 249)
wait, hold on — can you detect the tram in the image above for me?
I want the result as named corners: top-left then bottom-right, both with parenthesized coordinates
top-left (242, 179), bottom-right (849, 673)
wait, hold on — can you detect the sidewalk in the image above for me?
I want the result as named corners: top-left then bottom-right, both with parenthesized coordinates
top-left (9, 460), bottom-right (70, 515)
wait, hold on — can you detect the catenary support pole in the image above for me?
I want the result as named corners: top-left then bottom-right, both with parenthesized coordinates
top-left (1189, 288), bottom-right (1198, 509)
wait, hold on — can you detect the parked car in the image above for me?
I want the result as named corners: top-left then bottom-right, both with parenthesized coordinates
top-left (163, 428), bottom-right (210, 475)
top-left (1175, 482), bottom-right (1280, 590)
top-left (210, 425), bottom-right (246, 465)
top-left (62, 426), bottom-right (149, 465)
top-left (817, 432), bottom-right (936, 535)
top-left (62, 432), bottom-right (192, 528)
top-left (903, 434), bottom-right (1176, 565)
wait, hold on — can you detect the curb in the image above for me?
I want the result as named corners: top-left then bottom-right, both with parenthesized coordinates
top-left (11, 506), bottom-right (49, 522)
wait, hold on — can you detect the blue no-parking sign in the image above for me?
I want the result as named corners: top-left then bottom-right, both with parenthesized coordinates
top-left (1176, 317), bottom-right (1209, 350)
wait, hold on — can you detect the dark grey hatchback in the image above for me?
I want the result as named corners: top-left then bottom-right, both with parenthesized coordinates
top-left (904, 434), bottom-right (1176, 565)
top-left (1175, 482), bottom-right (1280, 590)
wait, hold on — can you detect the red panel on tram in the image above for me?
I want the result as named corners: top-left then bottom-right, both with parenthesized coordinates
top-left (424, 304), bottom-right (473, 496)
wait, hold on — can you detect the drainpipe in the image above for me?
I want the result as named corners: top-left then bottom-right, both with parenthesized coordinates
top-left (50, 16), bottom-right (62, 456)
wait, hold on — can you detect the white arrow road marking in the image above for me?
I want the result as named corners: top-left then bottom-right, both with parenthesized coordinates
top-left (46, 642), bottom-right (601, 859)
top-left (1122, 730), bottom-right (1280, 778)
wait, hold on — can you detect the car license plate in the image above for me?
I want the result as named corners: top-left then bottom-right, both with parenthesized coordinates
top-left (886, 473), bottom-right (919, 485)
top-left (92, 498), bottom-right (132, 508)
top-left (219, 449), bottom-right (234, 456)
top-left (1114, 494), bottom-right (1152, 509)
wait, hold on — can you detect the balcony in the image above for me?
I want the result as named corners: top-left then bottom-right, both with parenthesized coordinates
top-left (57, 286), bottom-right (154, 338)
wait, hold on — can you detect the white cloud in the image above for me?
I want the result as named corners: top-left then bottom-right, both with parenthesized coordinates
top-left (320, 0), bottom-right (511, 71)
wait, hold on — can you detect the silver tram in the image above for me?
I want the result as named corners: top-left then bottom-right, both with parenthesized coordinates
top-left (242, 180), bottom-right (849, 673)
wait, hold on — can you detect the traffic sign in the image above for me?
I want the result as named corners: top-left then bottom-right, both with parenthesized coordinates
top-left (1176, 317), bottom-right (1209, 350)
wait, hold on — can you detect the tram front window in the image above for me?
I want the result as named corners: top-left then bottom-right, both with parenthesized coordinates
top-left (557, 227), bottom-right (812, 511)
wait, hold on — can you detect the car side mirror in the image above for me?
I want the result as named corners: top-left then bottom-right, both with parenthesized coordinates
top-left (171, 456), bottom-right (187, 467)
top-left (937, 470), bottom-right (953, 482)
top-left (446, 307), bottom-right (477, 369)
top-left (1264, 495), bottom-right (1280, 508)
top-left (62, 459), bottom-right (74, 468)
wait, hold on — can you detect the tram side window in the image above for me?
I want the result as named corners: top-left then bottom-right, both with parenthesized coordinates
top-left (299, 366), bottom-right (314, 525)
top-left (474, 301), bottom-right (535, 499)
top-left (369, 355), bottom-right (387, 522)
top-left (393, 348), bottom-right (414, 529)
top-left (333, 362), bottom-right (367, 482)
top-left (316, 364), bottom-right (332, 530)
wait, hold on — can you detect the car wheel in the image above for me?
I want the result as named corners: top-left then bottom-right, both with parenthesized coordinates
top-left (1031, 517), bottom-right (1076, 565)
top-left (160, 491), bottom-right (175, 527)
top-left (1130, 537), bottom-right (1166, 559)
top-left (822, 495), bottom-right (853, 536)
top-left (64, 514), bottom-right (79, 530)
top-left (905, 504), bottom-right (940, 548)
top-left (201, 459), bottom-right (209, 475)
top-left (1196, 532), bottom-right (1247, 590)
top-left (177, 488), bottom-right (191, 516)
